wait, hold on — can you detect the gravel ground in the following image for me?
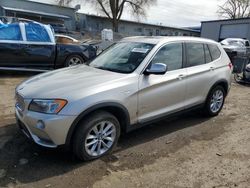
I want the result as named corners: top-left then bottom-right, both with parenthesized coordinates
top-left (0, 72), bottom-right (249, 188)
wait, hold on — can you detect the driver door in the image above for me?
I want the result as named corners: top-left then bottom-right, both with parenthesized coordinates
top-left (138, 42), bottom-right (187, 123)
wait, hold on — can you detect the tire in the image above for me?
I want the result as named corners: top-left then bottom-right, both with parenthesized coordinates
top-left (65, 55), bottom-right (85, 67)
top-left (204, 85), bottom-right (226, 117)
top-left (73, 111), bottom-right (120, 161)
top-left (234, 73), bottom-right (244, 83)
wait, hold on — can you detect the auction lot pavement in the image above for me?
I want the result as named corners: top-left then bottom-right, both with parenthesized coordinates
top-left (0, 72), bottom-right (250, 188)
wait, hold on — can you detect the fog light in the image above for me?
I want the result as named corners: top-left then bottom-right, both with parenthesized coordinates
top-left (36, 120), bottom-right (45, 130)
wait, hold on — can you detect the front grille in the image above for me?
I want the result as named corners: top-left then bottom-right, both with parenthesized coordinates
top-left (16, 93), bottom-right (25, 111)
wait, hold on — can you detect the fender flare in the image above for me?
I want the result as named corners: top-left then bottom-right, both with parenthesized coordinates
top-left (206, 79), bottom-right (229, 100)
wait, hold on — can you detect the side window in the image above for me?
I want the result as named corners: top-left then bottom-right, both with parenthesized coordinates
top-left (204, 44), bottom-right (212, 63)
top-left (186, 43), bottom-right (205, 67)
top-left (208, 44), bottom-right (221, 60)
top-left (151, 43), bottom-right (183, 71)
top-left (0, 23), bottom-right (22, 41)
top-left (25, 23), bottom-right (51, 42)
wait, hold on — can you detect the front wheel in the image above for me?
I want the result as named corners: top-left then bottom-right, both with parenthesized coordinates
top-left (204, 85), bottom-right (225, 117)
top-left (65, 55), bottom-right (85, 67)
top-left (73, 111), bottom-right (120, 161)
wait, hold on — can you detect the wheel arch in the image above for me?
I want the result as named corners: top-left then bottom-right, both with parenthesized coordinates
top-left (65, 102), bottom-right (130, 148)
top-left (55, 45), bottom-right (89, 68)
top-left (207, 79), bottom-right (229, 99)
top-left (64, 53), bottom-right (88, 64)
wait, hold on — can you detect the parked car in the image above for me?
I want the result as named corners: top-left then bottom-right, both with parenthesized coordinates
top-left (50, 23), bottom-right (68, 34)
top-left (220, 38), bottom-right (250, 57)
top-left (15, 37), bottom-right (232, 160)
top-left (0, 17), bottom-right (97, 71)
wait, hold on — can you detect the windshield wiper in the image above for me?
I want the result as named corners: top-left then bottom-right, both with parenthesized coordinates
top-left (94, 66), bottom-right (128, 74)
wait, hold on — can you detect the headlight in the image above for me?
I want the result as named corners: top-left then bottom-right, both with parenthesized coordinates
top-left (29, 99), bottom-right (67, 114)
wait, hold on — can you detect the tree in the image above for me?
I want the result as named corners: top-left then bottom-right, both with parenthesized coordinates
top-left (218, 0), bottom-right (250, 19)
top-left (57, 0), bottom-right (156, 32)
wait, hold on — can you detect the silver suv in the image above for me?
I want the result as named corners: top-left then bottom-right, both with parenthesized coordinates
top-left (15, 37), bottom-right (233, 160)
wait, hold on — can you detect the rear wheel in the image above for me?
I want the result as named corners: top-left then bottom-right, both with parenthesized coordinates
top-left (73, 111), bottom-right (120, 161)
top-left (234, 73), bottom-right (244, 83)
top-left (65, 55), bottom-right (85, 67)
top-left (204, 85), bottom-right (225, 117)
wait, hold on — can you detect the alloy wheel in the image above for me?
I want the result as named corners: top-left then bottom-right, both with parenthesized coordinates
top-left (210, 89), bottom-right (224, 113)
top-left (68, 57), bottom-right (83, 66)
top-left (84, 121), bottom-right (116, 157)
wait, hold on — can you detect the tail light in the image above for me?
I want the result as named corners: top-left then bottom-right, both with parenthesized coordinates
top-left (228, 62), bottom-right (233, 70)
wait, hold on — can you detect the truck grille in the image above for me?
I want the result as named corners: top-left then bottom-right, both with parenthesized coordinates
top-left (16, 93), bottom-right (25, 112)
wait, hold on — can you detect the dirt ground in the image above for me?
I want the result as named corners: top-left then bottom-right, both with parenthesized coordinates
top-left (0, 72), bottom-right (249, 188)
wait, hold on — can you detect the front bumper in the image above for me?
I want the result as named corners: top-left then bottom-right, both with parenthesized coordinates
top-left (16, 107), bottom-right (76, 148)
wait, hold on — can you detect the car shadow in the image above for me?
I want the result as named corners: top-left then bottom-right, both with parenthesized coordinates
top-left (0, 111), bottom-right (211, 186)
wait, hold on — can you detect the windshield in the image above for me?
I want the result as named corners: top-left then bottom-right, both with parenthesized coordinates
top-left (89, 42), bottom-right (155, 73)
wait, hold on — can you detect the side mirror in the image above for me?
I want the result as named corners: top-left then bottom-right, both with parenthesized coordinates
top-left (144, 63), bottom-right (167, 75)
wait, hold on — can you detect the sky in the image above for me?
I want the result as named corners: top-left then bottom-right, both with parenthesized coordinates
top-left (31, 0), bottom-right (223, 27)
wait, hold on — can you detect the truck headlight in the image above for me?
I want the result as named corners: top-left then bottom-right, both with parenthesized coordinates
top-left (29, 99), bottom-right (67, 114)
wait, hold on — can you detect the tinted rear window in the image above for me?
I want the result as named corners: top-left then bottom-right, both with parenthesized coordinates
top-left (204, 44), bottom-right (212, 63)
top-left (208, 44), bottom-right (221, 60)
top-left (186, 43), bottom-right (205, 67)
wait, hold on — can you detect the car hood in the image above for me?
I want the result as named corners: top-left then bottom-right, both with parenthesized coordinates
top-left (16, 65), bottom-right (131, 99)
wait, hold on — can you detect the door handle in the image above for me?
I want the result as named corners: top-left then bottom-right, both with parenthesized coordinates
top-left (178, 74), bottom-right (185, 80)
top-left (210, 67), bottom-right (215, 71)
top-left (24, 45), bottom-right (31, 49)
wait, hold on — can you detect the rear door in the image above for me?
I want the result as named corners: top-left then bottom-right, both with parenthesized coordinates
top-left (21, 22), bottom-right (56, 69)
top-left (184, 42), bottom-right (217, 108)
top-left (0, 23), bottom-right (23, 67)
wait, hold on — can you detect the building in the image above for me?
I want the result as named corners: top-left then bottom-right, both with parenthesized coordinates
top-left (0, 0), bottom-right (77, 30)
top-left (184, 26), bottom-right (201, 33)
top-left (79, 14), bottom-right (200, 37)
top-left (0, 0), bottom-right (200, 37)
top-left (201, 18), bottom-right (250, 42)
